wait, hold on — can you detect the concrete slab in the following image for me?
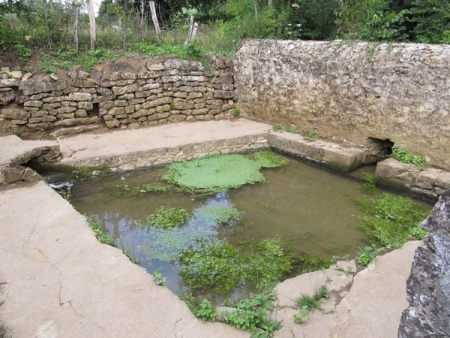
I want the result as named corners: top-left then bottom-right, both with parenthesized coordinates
top-left (0, 182), bottom-right (246, 338)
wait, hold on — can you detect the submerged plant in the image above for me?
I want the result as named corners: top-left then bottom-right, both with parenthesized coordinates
top-left (179, 238), bottom-right (292, 295)
top-left (356, 193), bottom-right (428, 248)
top-left (250, 150), bottom-right (288, 168)
top-left (197, 205), bottom-right (241, 224)
top-left (147, 207), bottom-right (189, 228)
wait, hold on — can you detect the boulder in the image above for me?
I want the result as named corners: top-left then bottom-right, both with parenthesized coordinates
top-left (399, 190), bottom-right (450, 337)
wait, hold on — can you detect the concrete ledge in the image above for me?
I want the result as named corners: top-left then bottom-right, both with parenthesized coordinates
top-left (0, 135), bottom-right (60, 184)
top-left (376, 158), bottom-right (450, 200)
top-left (267, 131), bottom-right (370, 172)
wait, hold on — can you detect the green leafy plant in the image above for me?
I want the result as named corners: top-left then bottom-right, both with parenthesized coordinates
top-left (233, 108), bottom-right (241, 117)
top-left (195, 299), bottom-right (216, 322)
top-left (222, 292), bottom-right (281, 337)
top-left (335, 265), bottom-right (353, 277)
top-left (15, 43), bottom-right (32, 62)
top-left (272, 124), bottom-right (299, 134)
top-left (153, 270), bottom-right (166, 286)
top-left (356, 193), bottom-right (429, 248)
top-left (306, 127), bottom-right (318, 141)
top-left (296, 294), bottom-right (321, 313)
top-left (356, 244), bottom-right (385, 266)
top-left (86, 216), bottom-right (114, 245)
top-left (147, 207), bottom-right (189, 228)
top-left (179, 238), bottom-right (292, 295)
top-left (391, 145), bottom-right (426, 168)
top-left (315, 285), bottom-right (330, 300)
top-left (362, 173), bottom-right (377, 194)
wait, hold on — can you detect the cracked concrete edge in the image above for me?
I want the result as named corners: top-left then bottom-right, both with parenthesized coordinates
top-left (0, 181), bottom-right (246, 338)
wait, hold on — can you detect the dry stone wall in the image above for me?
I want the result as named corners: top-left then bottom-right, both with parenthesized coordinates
top-left (0, 58), bottom-right (235, 136)
top-left (234, 40), bottom-right (450, 172)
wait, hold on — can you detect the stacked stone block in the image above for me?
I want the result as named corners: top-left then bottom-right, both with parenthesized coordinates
top-left (0, 58), bottom-right (235, 135)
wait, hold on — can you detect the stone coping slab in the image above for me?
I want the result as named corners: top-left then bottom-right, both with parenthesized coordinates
top-left (0, 181), bottom-right (246, 338)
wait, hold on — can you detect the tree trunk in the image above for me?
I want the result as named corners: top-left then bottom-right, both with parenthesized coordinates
top-left (73, 4), bottom-right (80, 51)
top-left (140, 0), bottom-right (145, 26)
top-left (86, 0), bottom-right (96, 50)
top-left (253, 0), bottom-right (259, 20)
top-left (184, 15), bottom-right (195, 45)
top-left (149, 1), bottom-right (161, 40)
top-left (268, 0), bottom-right (273, 7)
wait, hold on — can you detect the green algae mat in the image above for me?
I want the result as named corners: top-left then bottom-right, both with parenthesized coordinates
top-left (161, 150), bottom-right (288, 193)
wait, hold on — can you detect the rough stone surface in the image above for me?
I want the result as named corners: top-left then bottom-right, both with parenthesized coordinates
top-left (399, 191), bottom-right (450, 338)
top-left (234, 40), bottom-right (450, 171)
top-left (376, 158), bottom-right (450, 199)
top-left (1, 57), bottom-right (236, 135)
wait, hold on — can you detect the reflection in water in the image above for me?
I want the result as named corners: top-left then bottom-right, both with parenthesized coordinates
top-left (71, 157), bottom-right (370, 295)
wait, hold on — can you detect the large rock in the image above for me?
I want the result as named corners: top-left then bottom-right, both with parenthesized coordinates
top-left (398, 190), bottom-right (450, 337)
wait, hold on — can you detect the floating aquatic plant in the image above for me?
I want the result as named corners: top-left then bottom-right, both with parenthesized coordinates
top-left (161, 150), bottom-right (287, 194)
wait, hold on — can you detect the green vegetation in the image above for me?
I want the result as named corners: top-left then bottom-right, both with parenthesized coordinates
top-left (222, 292), bottom-right (282, 337)
top-left (86, 216), bottom-right (114, 245)
top-left (362, 173), bottom-right (377, 194)
top-left (195, 299), bottom-right (217, 322)
top-left (305, 127), bottom-right (318, 141)
top-left (391, 145), bottom-right (426, 168)
top-left (357, 193), bottom-right (428, 248)
top-left (147, 207), bottom-right (189, 228)
top-left (294, 284), bottom-right (331, 324)
top-left (0, 0), bottom-right (448, 75)
top-left (138, 183), bottom-right (169, 193)
top-left (152, 270), bottom-right (166, 286)
top-left (179, 238), bottom-right (292, 295)
top-left (197, 205), bottom-right (241, 224)
top-left (250, 150), bottom-right (289, 169)
top-left (233, 108), bottom-right (241, 117)
top-left (356, 244), bottom-right (386, 266)
top-left (162, 151), bottom-right (287, 194)
top-left (273, 124), bottom-right (299, 134)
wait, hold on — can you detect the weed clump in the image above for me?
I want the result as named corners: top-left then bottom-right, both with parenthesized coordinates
top-left (147, 207), bottom-right (189, 228)
top-left (179, 238), bottom-right (292, 295)
top-left (391, 145), bottom-right (426, 168)
top-left (197, 205), bottom-right (240, 224)
top-left (86, 216), bottom-right (115, 245)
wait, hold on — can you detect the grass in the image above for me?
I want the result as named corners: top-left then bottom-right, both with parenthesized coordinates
top-left (272, 124), bottom-right (299, 134)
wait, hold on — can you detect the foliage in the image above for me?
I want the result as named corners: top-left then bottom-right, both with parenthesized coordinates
top-left (296, 294), bottom-right (322, 312)
top-left (250, 150), bottom-right (289, 169)
top-left (362, 173), bottom-right (377, 194)
top-left (147, 207), bottom-right (189, 228)
top-left (138, 183), bottom-right (168, 193)
top-left (356, 193), bottom-right (429, 248)
top-left (233, 108), bottom-right (241, 117)
top-left (179, 238), bottom-right (292, 295)
top-left (306, 127), bottom-right (318, 141)
top-left (272, 124), bottom-right (299, 134)
top-left (195, 299), bottom-right (217, 322)
top-left (222, 292), bottom-right (281, 337)
top-left (153, 270), bottom-right (166, 286)
top-left (86, 216), bottom-right (115, 245)
top-left (162, 151), bottom-right (287, 194)
top-left (407, 0), bottom-right (450, 43)
top-left (197, 205), bottom-right (241, 224)
top-left (391, 145), bottom-right (426, 168)
top-left (356, 244), bottom-right (386, 266)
